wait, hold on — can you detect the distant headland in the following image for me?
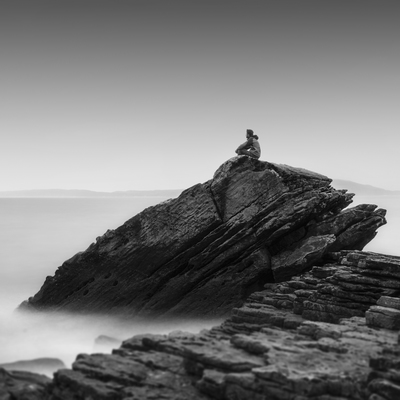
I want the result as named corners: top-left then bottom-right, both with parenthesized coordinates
top-left (1, 180), bottom-right (399, 198)
top-left (332, 179), bottom-right (400, 196)
top-left (0, 189), bottom-right (183, 198)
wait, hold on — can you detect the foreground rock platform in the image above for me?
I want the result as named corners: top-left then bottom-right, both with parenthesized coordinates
top-left (48, 316), bottom-right (397, 400)
top-left (5, 271), bottom-right (400, 399)
top-left (9, 249), bottom-right (400, 399)
top-left (19, 156), bottom-right (386, 318)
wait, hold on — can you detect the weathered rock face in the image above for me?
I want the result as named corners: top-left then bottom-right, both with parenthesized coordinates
top-left (36, 251), bottom-right (400, 400)
top-left (19, 156), bottom-right (386, 317)
top-left (254, 250), bottom-right (400, 324)
top-left (6, 271), bottom-right (400, 400)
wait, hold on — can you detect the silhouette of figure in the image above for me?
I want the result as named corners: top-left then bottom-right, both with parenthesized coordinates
top-left (235, 129), bottom-right (261, 159)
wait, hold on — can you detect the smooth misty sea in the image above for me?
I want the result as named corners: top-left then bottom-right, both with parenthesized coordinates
top-left (0, 196), bottom-right (222, 370)
top-left (0, 195), bottom-right (399, 371)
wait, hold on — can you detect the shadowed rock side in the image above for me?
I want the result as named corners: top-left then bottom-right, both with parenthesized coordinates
top-left (19, 156), bottom-right (386, 317)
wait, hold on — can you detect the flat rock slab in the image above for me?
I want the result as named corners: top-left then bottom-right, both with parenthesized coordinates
top-left (366, 305), bottom-right (400, 330)
top-left (377, 295), bottom-right (400, 310)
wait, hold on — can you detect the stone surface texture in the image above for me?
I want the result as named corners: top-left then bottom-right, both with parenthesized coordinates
top-left (6, 156), bottom-right (400, 400)
top-left (19, 156), bottom-right (386, 318)
top-left (5, 285), bottom-right (400, 399)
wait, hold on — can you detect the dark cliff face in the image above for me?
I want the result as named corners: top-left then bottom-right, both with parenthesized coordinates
top-left (20, 156), bottom-right (386, 317)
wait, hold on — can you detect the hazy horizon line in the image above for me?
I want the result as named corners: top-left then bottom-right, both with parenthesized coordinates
top-left (1, 179), bottom-right (400, 198)
top-left (0, 188), bottom-right (184, 198)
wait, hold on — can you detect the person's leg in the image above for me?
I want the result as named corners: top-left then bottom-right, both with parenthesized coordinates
top-left (237, 149), bottom-right (258, 158)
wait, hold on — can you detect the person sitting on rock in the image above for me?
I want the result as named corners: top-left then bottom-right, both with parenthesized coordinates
top-left (235, 129), bottom-right (261, 159)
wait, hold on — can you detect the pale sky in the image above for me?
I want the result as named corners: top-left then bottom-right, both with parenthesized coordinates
top-left (1, 0), bottom-right (399, 192)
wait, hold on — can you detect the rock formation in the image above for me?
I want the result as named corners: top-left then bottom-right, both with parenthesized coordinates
top-left (19, 156), bottom-right (386, 318)
top-left (6, 156), bottom-right (400, 399)
top-left (6, 250), bottom-right (400, 399)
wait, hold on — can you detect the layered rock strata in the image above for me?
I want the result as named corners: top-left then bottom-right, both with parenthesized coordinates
top-left (247, 250), bottom-right (400, 324)
top-left (20, 157), bottom-right (386, 317)
top-left (5, 283), bottom-right (400, 399)
top-left (368, 343), bottom-right (400, 399)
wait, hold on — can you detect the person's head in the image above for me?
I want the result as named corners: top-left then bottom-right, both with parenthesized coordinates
top-left (246, 129), bottom-right (254, 138)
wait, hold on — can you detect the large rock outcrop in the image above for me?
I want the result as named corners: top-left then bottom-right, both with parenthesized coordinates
top-left (19, 156), bottom-right (386, 317)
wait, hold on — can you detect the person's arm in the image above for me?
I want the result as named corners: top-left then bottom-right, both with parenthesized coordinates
top-left (236, 138), bottom-right (251, 152)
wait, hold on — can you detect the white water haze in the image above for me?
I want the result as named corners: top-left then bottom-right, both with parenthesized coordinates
top-left (0, 193), bottom-right (399, 375)
top-left (0, 197), bottom-right (222, 375)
